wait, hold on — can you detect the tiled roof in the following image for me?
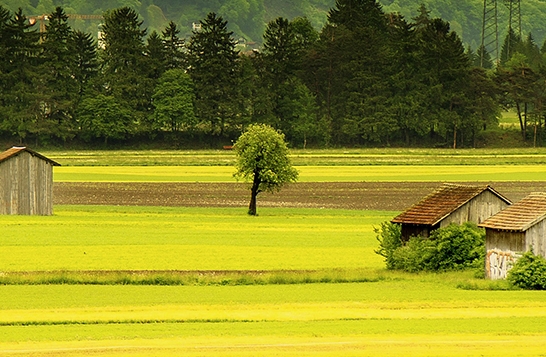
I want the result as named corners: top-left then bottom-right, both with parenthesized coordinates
top-left (479, 192), bottom-right (546, 232)
top-left (391, 183), bottom-right (510, 226)
top-left (0, 147), bottom-right (60, 166)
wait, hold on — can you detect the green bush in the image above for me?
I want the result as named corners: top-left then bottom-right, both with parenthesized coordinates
top-left (391, 236), bottom-right (436, 272)
top-left (374, 221), bottom-right (402, 270)
top-left (375, 222), bottom-right (485, 272)
top-left (427, 222), bottom-right (485, 271)
top-left (507, 251), bottom-right (546, 290)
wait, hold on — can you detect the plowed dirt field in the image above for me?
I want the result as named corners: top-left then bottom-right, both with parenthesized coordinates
top-left (54, 181), bottom-right (546, 211)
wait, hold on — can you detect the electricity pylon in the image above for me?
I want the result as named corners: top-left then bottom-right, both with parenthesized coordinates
top-left (481, 0), bottom-right (499, 66)
top-left (504, 0), bottom-right (522, 60)
top-left (480, 0), bottom-right (522, 66)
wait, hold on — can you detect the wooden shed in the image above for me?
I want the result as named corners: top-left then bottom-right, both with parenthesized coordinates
top-left (479, 192), bottom-right (546, 279)
top-left (391, 183), bottom-right (511, 241)
top-left (0, 146), bottom-right (60, 215)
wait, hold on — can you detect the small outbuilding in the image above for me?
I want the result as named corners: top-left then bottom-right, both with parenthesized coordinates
top-left (479, 192), bottom-right (546, 279)
top-left (0, 146), bottom-right (60, 215)
top-left (391, 183), bottom-right (511, 241)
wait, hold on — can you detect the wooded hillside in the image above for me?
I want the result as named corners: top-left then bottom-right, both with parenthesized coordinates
top-left (2, 0), bottom-right (546, 46)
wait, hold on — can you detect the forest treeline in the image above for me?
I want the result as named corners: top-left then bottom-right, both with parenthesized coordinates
top-left (0, 0), bottom-right (545, 148)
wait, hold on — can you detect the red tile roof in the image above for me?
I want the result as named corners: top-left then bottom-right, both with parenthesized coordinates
top-left (391, 183), bottom-right (510, 226)
top-left (479, 192), bottom-right (546, 232)
top-left (0, 147), bottom-right (60, 166)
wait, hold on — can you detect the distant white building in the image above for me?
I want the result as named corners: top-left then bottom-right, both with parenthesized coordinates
top-left (192, 22), bottom-right (202, 31)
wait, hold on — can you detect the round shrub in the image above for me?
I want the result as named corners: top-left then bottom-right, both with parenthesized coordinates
top-left (507, 251), bottom-right (546, 290)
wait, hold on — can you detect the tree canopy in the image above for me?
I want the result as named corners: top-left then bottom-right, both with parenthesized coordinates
top-left (233, 124), bottom-right (298, 216)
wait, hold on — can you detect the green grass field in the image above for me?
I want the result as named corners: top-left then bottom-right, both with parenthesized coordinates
top-left (500, 110), bottom-right (520, 128)
top-left (3, 149), bottom-right (546, 356)
top-left (0, 206), bottom-right (388, 271)
top-left (1, 282), bottom-right (546, 356)
top-left (53, 164), bottom-right (546, 182)
top-left (1, 205), bottom-right (546, 356)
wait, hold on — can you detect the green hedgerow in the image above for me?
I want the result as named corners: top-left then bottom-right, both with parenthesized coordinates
top-left (375, 222), bottom-right (485, 273)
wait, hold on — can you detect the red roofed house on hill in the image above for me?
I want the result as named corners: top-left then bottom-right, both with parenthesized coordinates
top-left (392, 183), bottom-right (511, 241)
top-left (479, 192), bottom-right (546, 279)
top-left (0, 147), bottom-right (60, 215)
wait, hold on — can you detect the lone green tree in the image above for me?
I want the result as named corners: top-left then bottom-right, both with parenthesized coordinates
top-left (234, 124), bottom-right (298, 216)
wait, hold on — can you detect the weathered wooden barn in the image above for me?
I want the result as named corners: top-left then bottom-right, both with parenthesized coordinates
top-left (479, 192), bottom-right (546, 279)
top-left (391, 183), bottom-right (511, 241)
top-left (0, 146), bottom-right (60, 215)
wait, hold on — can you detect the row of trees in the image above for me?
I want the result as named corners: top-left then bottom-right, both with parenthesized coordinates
top-left (0, 0), bottom-right (545, 148)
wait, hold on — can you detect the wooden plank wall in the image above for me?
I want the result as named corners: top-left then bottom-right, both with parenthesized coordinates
top-left (486, 229), bottom-right (526, 252)
top-left (0, 152), bottom-right (54, 215)
top-left (525, 219), bottom-right (546, 258)
top-left (440, 190), bottom-right (510, 228)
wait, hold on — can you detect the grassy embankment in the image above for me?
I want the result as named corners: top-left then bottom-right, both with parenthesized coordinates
top-left (1, 149), bottom-right (546, 356)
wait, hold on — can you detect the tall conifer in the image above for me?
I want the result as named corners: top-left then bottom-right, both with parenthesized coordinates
top-left (187, 12), bottom-right (239, 137)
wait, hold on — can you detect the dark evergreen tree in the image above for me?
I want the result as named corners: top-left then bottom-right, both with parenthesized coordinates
top-left (414, 13), bottom-right (472, 147)
top-left (0, 6), bottom-right (13, 117)
top-left (187, 12), bottom-right (240, 137)
top-left (476, 44), bottom-right (493, 69)
top-left (41, 6), bottom-right (77, 141)
top-left (70, 30), bottom-right (98, 100)
top-left (240, 54), bottom-right (276, 128)
top-left (328, 0), bottom-right (386, 30)
top-left (145, 30), bottom-right (166, 80)
top-left (262, 17), bottom-right (300, 84)
top-left (101, 7), bottom-right (146, 74)
top-left (500, 28), bottom-right (522, 66)
top-left (466, 46), bottom-right (478, 67)
top-left (385, 13), bottom-right (429, 145)
top-left (162, 21), bottom-right (185, 70)
top-left (0, 8), bottom-right (43, 143)
top-left (313, 0), bottom-right (392, 144)
top-left (99, 7), bottom-right (150, 136)
top-left (521, 33), bottom-right (541, 71)
top-left (465, 67), bottom-right (499, 146)
top-left (259, 16), bottom-right (319, 143)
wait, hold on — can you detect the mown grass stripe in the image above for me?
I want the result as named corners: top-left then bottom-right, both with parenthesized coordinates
top-left (0, 318), bottom-right (257, 327)
top-left (0, 269), bottom-right (387, 286)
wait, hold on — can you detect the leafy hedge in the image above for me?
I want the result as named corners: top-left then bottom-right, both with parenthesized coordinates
top-left (375, 222), bottom-right (485, 273)
top-left (507, 251), bottom-right (546, 290)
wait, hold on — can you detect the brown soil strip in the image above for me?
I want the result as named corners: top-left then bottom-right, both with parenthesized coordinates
top-left (54, 182), bottom-right (546, 211)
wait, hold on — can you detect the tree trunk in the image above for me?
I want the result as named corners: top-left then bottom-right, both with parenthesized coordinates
top-left (453, 124), bottom-right (457, 149)
top-left (534, 122), bottom-right (538, 148)
top-left (248, 170), bottom-right (261, 216)
top-left (523, 102), bottom-right (527, 141)
top-left (516, 102), bottom-right (525, 141)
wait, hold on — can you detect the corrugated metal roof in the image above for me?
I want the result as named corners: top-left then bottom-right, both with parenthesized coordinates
top-left (479, 192), bottom-right (546, 232)
top-left (0, 147), bottom-right (61, 166)
top-left (391, 183), bottom-right (511, 226)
